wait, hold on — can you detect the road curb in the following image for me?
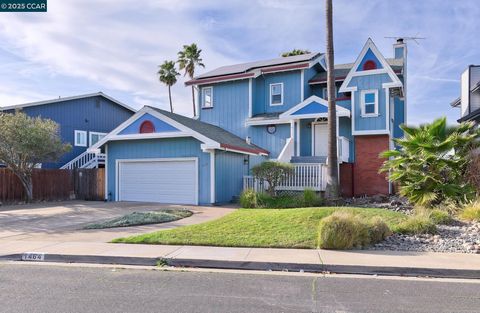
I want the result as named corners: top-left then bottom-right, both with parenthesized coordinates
top-left (1, 253), bottom-right (479, 279)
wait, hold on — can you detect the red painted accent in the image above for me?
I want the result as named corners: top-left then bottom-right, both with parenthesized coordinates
top-left (185, 72), bottom-right (255, 86)
top-left (336, 96), bottom-right (351, 101)
top-left (362, 60), bottom-right (377, 70)
top-left (261, 63), bottom-right (310, 73)
top-left (220, 143), bottom-right (269, 155)
top-left (139, 120), bottom-right (155, 133)
top-left (340, 163), bottom-right (354, 197)
top-left (353, 135), bottom-right (389, 196)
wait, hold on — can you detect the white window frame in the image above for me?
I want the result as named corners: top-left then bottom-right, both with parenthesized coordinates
top-left (322, 86), bottom-right (338, 100)
top-left (202, 86), bottom-right (213, 108)
top-left (360, 89), bottom-right (379, 117)
top-left (89, 131), bottom-right (108, 147)
top-left (269, 83), bottom-right (284, 106)
top-left (74, 130), bottom-right (87, 147)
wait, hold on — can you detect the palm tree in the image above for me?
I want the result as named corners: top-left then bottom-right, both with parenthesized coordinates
top-left (157, 60), bottom-right (180, 113)
top-left (281, 49), bottom-right (311, 57)
top-left (325, 0), bottom-right (339, 199)
top-left (177, 43), bottom-right (205, 116)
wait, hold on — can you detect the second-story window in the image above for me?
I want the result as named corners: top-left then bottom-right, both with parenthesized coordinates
top-left (361, 90), bottom-right (378, 117)
top-left (202, 87), bottom-right (213, 108)
top-left (270, 83), bottom-right (283, 106)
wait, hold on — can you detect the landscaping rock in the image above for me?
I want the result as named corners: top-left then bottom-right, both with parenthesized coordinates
top-left (370, 221), bottom-right (480, 254)
top-left (347, 195), bottom-right (414, 215)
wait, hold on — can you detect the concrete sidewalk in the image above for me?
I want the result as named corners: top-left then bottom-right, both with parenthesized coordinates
top-left (1, 240), bottom-right (480, 279)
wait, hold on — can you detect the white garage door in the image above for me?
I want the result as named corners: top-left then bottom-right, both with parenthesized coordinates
top-left (118, 158), bottom-right (198, 204)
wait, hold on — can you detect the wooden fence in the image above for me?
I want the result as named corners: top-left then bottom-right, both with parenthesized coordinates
top-left (0, 168), bottom-right (105, 203)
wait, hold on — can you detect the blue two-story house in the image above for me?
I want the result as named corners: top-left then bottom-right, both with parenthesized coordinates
top-left (91, 38), bottom-right (407, 205)
top-left (1, 92), bottom-right (135, 169)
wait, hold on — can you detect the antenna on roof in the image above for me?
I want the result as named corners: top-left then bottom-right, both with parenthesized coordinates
top-left (385, 34), bottom-right (426, 45)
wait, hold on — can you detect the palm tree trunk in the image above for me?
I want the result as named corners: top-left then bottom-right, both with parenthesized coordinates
top-left (325, 0), bottom-right (339, 199)
top-left (168, 85), bottom-right (174, 113)
top-left (191, 85), bottom-right (196, 116)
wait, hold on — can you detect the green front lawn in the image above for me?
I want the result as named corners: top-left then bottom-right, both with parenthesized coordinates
top-left (112, 207), bottom-right (407, 249)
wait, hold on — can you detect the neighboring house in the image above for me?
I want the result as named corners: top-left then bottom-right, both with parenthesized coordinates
top-left (1, 92), bottom-right (136, 169)
top-left (451, 65), bottom-right (480, 123)
top-left (91, 38), bottom-right (407, 205)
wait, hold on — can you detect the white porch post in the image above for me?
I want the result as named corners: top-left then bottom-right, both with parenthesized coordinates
top-left (290, 121), bottom-right (295, 156)
top-left (296, 119), bottom-right (301, 157)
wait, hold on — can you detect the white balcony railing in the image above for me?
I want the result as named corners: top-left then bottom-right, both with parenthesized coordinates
top-left (243, 163), bottom-right (327, 192)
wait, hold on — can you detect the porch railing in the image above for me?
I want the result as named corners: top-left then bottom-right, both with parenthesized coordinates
top-left (243, 163), bottom-right (327, 192)
top-left (277, 137), bottom-right (294, 163)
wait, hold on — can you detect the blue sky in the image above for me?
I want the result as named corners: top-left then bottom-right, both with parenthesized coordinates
top-left (0, 0), bottom-right (478, 124)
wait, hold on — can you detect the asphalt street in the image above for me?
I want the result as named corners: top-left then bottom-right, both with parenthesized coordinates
top-left (0, 263), bottom-right (479, 313)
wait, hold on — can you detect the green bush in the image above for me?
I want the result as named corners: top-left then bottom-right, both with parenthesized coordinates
top-left (380, 117), bottom-right (479, 207)
top-left (318, 212), bottom-right (370, 249)
top-left (367, 217), bottom-right (392, 243)
top-left (460, 201), bottom-right (480, 221)
top-left (240, 189), bottom-right (258, 208)
top-left (251, 161), bottom-right (293, 195)
top-left (303, 189), bottom-right (323, 207)
top-left (428, 209), bottom-right (453, 225)
top-left (396, 215), bottom-right (437, 235)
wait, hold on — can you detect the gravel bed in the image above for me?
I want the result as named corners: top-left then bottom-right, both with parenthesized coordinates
top-left (370, 221), bottom-right (480, 254)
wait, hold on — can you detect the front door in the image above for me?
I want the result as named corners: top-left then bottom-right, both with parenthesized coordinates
top-left (313, 123), bottom-right (328, 156)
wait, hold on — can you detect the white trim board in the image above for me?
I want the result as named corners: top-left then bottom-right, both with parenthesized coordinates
top-left (279, 95), bottom-right (351, 119)
top-left (339, 38), bottom-right (403, 93)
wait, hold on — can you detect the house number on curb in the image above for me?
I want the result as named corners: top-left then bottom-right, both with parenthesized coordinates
top-left (21, 252), bottom-right (45, 261)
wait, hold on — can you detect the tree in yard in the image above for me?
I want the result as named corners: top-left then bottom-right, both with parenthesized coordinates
top-left (177, 43), bottom-right (205, 116)
top-left (251, 161), bottom-right (294, 196)
top-left (281, 49), bottom-right (311, 57)
top-left (0, 112), bottom-right (71, 202)
top-left (380, 117), bottom-right (480, 207)
top-left (325, 0), bottom-right (339, 199)
top-left (157, 60), bottom-right (180, 113)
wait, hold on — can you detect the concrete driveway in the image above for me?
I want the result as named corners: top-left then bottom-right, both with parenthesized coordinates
top-left (0, 201), bottom-right (235, 243)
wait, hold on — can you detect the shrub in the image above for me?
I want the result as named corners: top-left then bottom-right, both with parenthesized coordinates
top-left (367, 217), bottom-right (392, 243)
top-left (380, 118), bottom-right (479, 207)
top-left (251, 161), bottom-right (293, 195)
top-left (240, 189), bottom-right (258, 208)
top-left (318, 212), bottom-right (370, 249)
top-left (428, 209), bottom-right (453, 225)
top-left (303, 189), bottom-right (323, 207)
top-left (460, 201), bottom-right (480, 221)
top-left (396, 215), bottom-right (437, 235)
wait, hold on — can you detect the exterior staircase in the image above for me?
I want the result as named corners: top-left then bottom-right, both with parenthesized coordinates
top-left (60, 151), bottom-right (105, 169)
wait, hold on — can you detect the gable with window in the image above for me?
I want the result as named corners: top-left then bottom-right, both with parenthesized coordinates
top-left (202, 87), bottom-right (213, 108)
top-left (360, 90), bottom-right (378, 117)
top-left (270, 83), bottom-right (283, 106)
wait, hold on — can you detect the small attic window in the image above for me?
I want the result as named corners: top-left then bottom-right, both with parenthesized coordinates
top-left (362, 60), bottom-right (377, 71)
top-left (139, 120), bottom-right (155, 133)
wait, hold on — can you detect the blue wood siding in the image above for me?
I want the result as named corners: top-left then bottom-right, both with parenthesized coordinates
top-left (199, 80), bottom-right (249, 138)
top-left (303, 67), bottom-right (318, 99)
top-left (253, 70), bottom-right (302, 115)
top-left (349, 74), bottom-right (391, 132)
top-left (248, 124), bottom-right (290, 159)
top-left (7, 96), bottom-right (133, 168)
top-left (215, 151), bottom-right (248, 203)
top-left (393, 97), bottom-right (405, 140)
top-left (106, 137), bottom-right (211, 204)
top-left (119, 113), bottom-right (178, 135)
top-left (292, 101), bottom-right (328, 115)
